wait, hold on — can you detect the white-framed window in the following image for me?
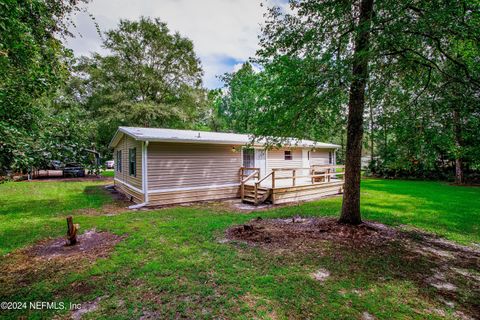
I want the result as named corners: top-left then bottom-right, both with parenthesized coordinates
top-left (284, 150), bottom-right (292, 160)
top-left (129, 148), bottom-right (136, 177)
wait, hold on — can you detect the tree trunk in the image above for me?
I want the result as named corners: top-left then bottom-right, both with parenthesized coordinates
top-left (369, 101), bottom-right (374, 162)
top-left (453, 109), bottom-right (464, 184)
top-left (66, 216), bottom-right (79, 246)
top-left (339, 0), bottom-right (374, 225)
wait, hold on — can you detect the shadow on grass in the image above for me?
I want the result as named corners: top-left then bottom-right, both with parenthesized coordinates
top-left (225, 219), bottom-right (480, 319)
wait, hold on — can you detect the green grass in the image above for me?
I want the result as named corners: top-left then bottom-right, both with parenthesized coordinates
top-left (0, 179), bottom-right (478, 319)
top-left (101, 170), bottom-right (114, 177)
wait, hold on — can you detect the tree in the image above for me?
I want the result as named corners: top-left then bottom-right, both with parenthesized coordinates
top-left (0, 0), bottom-right (88, 174)
top-left (338, 0), bottom-right (374, 224)
top-left (217, 63), bottom-right (262, 133)
top-left (75, 17), bottom-right (207, 157)
top-left (247, 0), bottom-right (480, 224)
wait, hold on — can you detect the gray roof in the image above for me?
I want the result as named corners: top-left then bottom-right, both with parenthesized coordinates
top-left (109, 127), bottom-right (340, 149)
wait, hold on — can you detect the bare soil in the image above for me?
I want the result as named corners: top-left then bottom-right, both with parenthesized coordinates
top-left (226, 217), bottom-right (400, 248)
top-left (32, 228), bottom-right (124, 258)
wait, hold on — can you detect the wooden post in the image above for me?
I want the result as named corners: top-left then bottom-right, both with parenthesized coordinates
top-left (66, 216), bottom-right (79, 246)
top-left (292, 169), bottom-right (296, 187)
top-left (272, 170), bottom-right (276, 189)
top-left (254, 182), bottom-right (258, 205)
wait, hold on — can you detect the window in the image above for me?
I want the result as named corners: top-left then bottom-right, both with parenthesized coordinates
top-left (284, 150), bottom-right (292, 160)
top-left (329, 151), bottom-right (333, 164)
top-left (116, 150), bottom-right (122, 172)
top-left (129, 148), bottom-right (136, 176)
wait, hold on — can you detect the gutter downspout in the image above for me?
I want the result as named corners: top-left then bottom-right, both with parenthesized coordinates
top-left (128, 140), bottom-right (149, 209)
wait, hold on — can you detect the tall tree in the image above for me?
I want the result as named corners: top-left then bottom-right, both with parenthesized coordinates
top-left (75, 17), bottom-right (207, 156)
top-left (248, 0), bottom-right (480, 223)
top-left (0, 0), bottom-right (88, 173)
top-left (339, 0), bottom-right (374, 224)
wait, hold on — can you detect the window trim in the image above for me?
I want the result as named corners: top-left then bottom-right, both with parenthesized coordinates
top-left (284, 150), bottom-right (292, 160)
top-left (129, 148), bottom-right (136, 177)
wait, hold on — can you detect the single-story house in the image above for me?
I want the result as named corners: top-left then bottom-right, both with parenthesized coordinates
top-left (109, 127), bottom-right (344, 207)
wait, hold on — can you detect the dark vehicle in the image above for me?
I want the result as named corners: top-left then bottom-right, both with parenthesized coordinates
top-left (62, 163), bottom-right (85, 177)
top-left (50, 160), bottom-right (63, 170)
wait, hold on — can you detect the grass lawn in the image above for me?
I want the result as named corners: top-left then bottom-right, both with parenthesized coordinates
top-left (0, 178), bottom-right (478, 319)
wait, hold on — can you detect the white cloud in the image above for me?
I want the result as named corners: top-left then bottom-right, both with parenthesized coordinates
top-left (64, 0), bottom-right (289, 88)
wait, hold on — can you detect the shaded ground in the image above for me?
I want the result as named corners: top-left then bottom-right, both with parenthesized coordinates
top-left (227, 217), bottom-right (480, 319)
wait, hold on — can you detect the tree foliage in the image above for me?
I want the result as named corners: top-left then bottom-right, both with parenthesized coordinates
top-left (75, 17), bottom-right (208, 156)
top-left (0, 0), bottom-right (89, 174)
top-left (217, 0), bottom-right (480, 222)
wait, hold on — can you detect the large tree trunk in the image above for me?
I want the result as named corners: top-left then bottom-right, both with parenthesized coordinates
top-left (339, 0), bottom-right (374, 225)
top-left (453, 109), bottom-right (464, 184)
top-left (369, 101), bottom-right (374, 163)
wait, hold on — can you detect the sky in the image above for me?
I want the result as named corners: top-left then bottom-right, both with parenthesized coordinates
top-left (64, 0), bottom-right (288, 89)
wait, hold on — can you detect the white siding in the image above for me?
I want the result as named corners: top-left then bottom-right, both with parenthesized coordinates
top-left (147, 142), bottom-right (242, 191)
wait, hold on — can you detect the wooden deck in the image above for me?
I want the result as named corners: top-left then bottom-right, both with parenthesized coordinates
top-left (240, 165), bottom-right (344, 205)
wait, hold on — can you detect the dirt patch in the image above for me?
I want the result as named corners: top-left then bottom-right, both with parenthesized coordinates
top-left (226, 217), bottom-right (399, 249)
top-left (0, 230), bottom-right (125, 298)
top-left (32, 228), bottom-right (124, 258)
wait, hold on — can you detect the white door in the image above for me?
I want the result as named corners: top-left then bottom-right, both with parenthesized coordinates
top-left (254, 149), bottom-right (266, 178)
top-left (302, 149), bottom-right (310, 177)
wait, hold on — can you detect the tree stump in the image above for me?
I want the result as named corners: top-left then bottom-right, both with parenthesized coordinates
top-left (66, 216), bottom-right (79, 245)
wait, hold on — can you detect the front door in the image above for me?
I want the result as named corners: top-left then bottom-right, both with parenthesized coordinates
top-left (255, 149), bottom-right (266, 177)
top-left (242, 148), bottom-right (267, 177)
top-left (242, 149), bottom-right (255, 175)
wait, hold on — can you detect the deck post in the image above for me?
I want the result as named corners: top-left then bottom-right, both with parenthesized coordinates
top-left (240, 167), bottom-right (244, 200)
top-left (292, 169), bottom-right (296, 186)
top-left (272, 170), bottom-right (276, 189)
top-left (254, 182), bottom-right (258, 205)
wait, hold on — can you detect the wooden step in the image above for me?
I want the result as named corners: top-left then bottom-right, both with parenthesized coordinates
top-left (245, 190), bottom-right (267, 196)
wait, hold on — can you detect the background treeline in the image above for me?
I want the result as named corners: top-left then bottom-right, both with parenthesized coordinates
top-left (1, 0), bottom-right (479, 183)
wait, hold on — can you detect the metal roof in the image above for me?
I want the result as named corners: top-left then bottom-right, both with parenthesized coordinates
top-left (109, 127), bottom-right (340, 149)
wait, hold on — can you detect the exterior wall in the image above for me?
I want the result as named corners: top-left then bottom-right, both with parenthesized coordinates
top-left (310, 149), bottom-right (334, 166)
top-left (115, 180), bottom-right (144, 203)
top-left (113, 135), bottom-right (143, 203)
top-left (266, 148), bottom-right (303, 177)
top-left (146, 142), bottom-right (242, 205)
top-left (111, 134), bottom-right (339, 206)
top-left (148, 185), bottom-right (240, 206)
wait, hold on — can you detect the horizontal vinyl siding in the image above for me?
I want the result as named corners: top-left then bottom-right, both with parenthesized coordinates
top-left (148, 186), bottom-right (240, 206)
top-left (267, 148), bottom-right (303, 178)
top-left (147, 142), bottom-right (242, 191)
top-left (125, 136), bottom-right (143, 189)
top-left (115, 180), bottom-right (144, 204)
top-left (310, 150), bottom-right (331, 166)
top-left (113, 135), bottom-right (143, 189)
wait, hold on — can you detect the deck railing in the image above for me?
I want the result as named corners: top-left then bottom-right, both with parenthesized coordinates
top-left (268, 165), bottom-right (345, 188)
top-left (239, 167), bottom-right (260, 200)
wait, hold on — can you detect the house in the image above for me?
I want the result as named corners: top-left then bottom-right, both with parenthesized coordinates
top-left (108, 127), bottom-right (344, 207)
